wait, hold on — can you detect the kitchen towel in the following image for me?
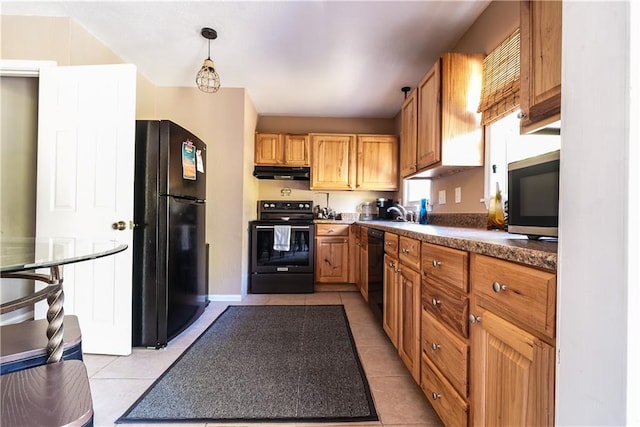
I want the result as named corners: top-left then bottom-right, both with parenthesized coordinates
top-left (273, 225), bottom-right (291, 251)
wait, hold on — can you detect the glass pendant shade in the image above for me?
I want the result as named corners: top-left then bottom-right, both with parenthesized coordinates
top-left (196, 58), bottom-right (220, 93)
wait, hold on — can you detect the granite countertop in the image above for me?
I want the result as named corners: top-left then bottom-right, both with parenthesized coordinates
top-left (314, 219), bottom-right (558, 271)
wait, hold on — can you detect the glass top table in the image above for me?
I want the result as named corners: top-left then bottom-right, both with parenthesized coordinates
top-left (1, 238), bottom-right (128, 363)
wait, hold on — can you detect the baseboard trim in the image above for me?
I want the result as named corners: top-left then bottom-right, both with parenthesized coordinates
top-left (208, 294), bottom-right (242, 302)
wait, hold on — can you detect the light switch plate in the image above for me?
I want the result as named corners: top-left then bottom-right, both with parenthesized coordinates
top-left (455, 187), bottom-right (461, 203)
top-left (438, 190), bottom-right (446, 205)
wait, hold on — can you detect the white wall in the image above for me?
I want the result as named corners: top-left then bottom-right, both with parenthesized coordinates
top-left (557, 2), bottom-right (635, 425)
top-left (627, 2), bottom-right (639, 424)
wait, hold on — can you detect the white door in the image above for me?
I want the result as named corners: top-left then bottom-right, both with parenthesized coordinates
top-left (36, 64), bottom-right (136, 355)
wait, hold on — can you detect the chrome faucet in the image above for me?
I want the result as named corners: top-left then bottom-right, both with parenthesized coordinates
top-left (387, 205), bottom-right (409, 222)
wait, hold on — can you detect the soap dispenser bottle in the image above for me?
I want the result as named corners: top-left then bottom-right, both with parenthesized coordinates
top-left (419, 198), bottom-right (429, 225)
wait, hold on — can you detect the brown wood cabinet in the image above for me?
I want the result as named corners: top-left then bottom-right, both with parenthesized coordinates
top-left (254, 133), bottom-right (310, 166)
top-left (398, 260), bottom-right (421, 383)
top-left (402, 53), bottom-right (484, 179)
top-left (469, 254), bottom-right (556, 427)
top-left (420, 243), bottom-right (470, 427)
top-left (520, 0), bottom-right (562, 134)
top-left (422, 354), bottom-right (469, 427)
top-left (383, 253), bottom-right (399, 348)
top-left (358, 227), bottom-right (369, 301)
top-left (399, 236), bottom-right (421, 272)
top-left (356, 135), bottom-right (399, 191)
top-left (383, 233), bottom-right (400, 347)
top-left (310, 133), bottom-right (356, 190)
top-left (314, 224), bottom-right (350, 283)
top-left (310, 133), bottom-right (398, 191)
top-left (382, 233), bottom-right (420, 382)
top-left (400, 89), bottom-right (418, 176)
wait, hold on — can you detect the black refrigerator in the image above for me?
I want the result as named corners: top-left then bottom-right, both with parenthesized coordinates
top-left (132, 120), bottom-right (208, 348)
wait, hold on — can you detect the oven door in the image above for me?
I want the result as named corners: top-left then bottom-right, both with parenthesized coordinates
top-left (250, 223), bottom-right (315, 274)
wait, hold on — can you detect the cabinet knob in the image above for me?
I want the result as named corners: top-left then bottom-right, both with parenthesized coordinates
top-left (517, 111), bottom-right (528, 120)
top-left (492, 281), bottom-right (508, 293)
top-left (431, 298), bottom-right (440, 307)
top-left (395, 267), bottom-right (402, 273)
top-left (432, 259), bottom-right (441, 268)
top-left (469, 314), bottom-right (482, 324)
top-left (431, 342), bottom-right (441, 351)
top-left (431, 392), bottom-right (441, 400)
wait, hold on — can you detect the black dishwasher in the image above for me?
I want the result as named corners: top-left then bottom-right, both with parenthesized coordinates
top-left (367, 228), bottom-right (385, 324)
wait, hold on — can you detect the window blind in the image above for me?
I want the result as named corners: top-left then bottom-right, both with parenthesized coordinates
top-left (477, 28), bottom-right (521, 126)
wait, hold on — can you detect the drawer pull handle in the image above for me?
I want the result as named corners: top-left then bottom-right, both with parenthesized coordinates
top-left (432, 259), bottom-right (441, 267)
top-left (492, 281), bottom-right (508, 293)
top-left (431, 342), bottom-right (441, 351)
top-left (431, 392), bottom-right (441, 400)
top-left (431, 298), bottom-right (441, 307)
top-left (469, 314), bottom-right (482, 324)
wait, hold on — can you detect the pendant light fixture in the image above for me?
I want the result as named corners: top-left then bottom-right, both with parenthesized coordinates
top-left (195, 27), bottom-right (220, 93)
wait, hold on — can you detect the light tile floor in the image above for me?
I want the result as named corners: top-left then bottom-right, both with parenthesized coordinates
top-left (85, 291), bottom-right (444, 427)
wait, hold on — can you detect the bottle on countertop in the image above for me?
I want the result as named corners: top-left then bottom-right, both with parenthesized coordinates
top-left (487, 182), bottom-right (505, 230)
top-left (419, 198), bottom-right (429, 225)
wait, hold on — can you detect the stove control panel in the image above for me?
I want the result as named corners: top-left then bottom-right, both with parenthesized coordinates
top-left (259, 201), bottom-right (312, 212)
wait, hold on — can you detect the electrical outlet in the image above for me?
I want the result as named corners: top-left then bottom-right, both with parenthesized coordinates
top-left (455, 187), bottom-right (461, 203)
top-left (438, 190), bottom-right (446, 205)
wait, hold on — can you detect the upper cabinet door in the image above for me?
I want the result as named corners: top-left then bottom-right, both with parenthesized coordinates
top-left (400, 89), bottom-right (418, 177)
top-left (283, 134), bottom-right (310, 166)
top-left (520, 0), bottom-right (562, 133)
top-left (254, 133), bottom-right (283, 165)
top-left (416, 59), bottom-right (441, 170)
top-left (310, 133), bottom-right (356, 190)
top-left (356, 135), bottom-right (399, 191)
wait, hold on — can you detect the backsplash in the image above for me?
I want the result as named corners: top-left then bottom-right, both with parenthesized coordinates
top-left (425, 213), bottom-right (488, 229)
top-left (257, 180), bottom-right (397, 216)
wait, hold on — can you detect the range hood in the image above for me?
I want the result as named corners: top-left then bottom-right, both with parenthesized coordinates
top-left (253, 165), bottom-right (310, 180)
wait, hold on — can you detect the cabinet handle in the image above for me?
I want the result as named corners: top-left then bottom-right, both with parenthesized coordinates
top-left (431, 342), bottom-right (441, 351)
top-left (517, 111), bottom-right (528, 120)
top-left (328, 229), bottom-right (334, 233)
top-left (432, 259), bottom-right (441, 267)
top-left (469, 314), bottom-right (482, 324)
top-left (431, 298), bottom-right (440, 307)
top-left (396, 267), bottom-right (402, 273)
top-left (492, 281), bottom-right (508, 293)
top-left (343, 239), bottom-right (348, 243)
top-left (431, 392), bottom-right (441, 400)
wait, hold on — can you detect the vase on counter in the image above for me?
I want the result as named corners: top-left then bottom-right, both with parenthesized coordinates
top-left (419, 198), bottom-right (429, 225)
top-left (487, 182), bottom-right (505, 230)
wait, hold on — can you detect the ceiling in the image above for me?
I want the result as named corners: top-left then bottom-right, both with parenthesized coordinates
top-left (1, 1), bottom-right (491, 118)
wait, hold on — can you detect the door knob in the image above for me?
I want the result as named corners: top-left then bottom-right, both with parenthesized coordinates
top-left (112, 220), bottom-right (127, 231)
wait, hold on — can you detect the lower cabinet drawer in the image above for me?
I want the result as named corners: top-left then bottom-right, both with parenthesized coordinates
top-left (422, 310), bottom-right (468, 398)
top-left (471, 253), bottom-right (556, 339)
top-left (421, 355), bottom-right (468, 427)
top-left (422, 280), bottom-right (469, 338)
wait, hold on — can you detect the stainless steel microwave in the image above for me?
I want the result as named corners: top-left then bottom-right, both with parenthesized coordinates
top-left (507, 150), bottom-right (560, 239)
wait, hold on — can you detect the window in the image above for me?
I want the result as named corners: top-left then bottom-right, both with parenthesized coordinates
top-left (485, 111), bottom-right (561, 206)
top-left (403, 178), bottom-right (431, 212)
